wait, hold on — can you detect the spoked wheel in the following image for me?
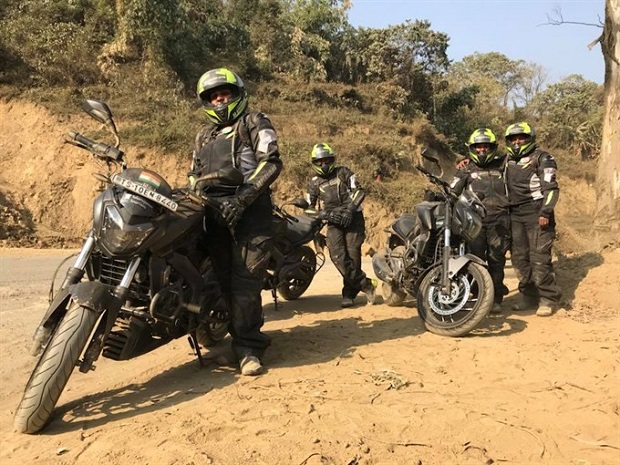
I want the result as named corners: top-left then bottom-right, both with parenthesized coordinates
top-left (381, 281), bottom-right (407, 307)
top-left (417, 262), bottom-right (494, 337)
top-left (14, 301), bottom-right (99, 434)
top-left (277, 246), bottom-right (317, 301)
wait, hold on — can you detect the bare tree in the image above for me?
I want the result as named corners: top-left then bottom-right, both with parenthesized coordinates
top-left (595, 0), bottom-right (620, 239)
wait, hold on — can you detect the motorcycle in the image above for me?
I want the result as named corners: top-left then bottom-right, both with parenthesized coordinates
top-left (372, 150), bottom-right (494, 337)
top-left (264, 199), bottom-right (327, 307)
top-left (14, 99), bottom-right (234, 434)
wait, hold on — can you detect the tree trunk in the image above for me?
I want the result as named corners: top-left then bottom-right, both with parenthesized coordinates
top-left (595, 0), bottom-right (620, 240)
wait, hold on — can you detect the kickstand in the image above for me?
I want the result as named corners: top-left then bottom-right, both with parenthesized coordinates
top-left (188, 332), bottom-right (206, 368)
top-left (271, 287), bottom-right (280, 311)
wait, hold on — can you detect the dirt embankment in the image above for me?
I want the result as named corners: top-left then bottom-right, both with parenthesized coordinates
top-left (0, 99), bottom-right (608, 257)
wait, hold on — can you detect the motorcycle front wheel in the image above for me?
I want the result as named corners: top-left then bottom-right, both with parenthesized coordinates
top-left (14, 301), bottom-right (99, 433)
top-left (277, 245), bottom-right (317, 301)
top-left (417, 262), bottom-right (494, 337)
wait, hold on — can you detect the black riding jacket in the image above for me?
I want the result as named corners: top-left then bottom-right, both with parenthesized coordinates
top-left (306, 166), bottom-right (365, 212)
top-left (504, 148), bottom-right (559, 218)
top-left (450, 156), bottom-right (510, 222)
top-left (191, 111), bottom-right (282, 202)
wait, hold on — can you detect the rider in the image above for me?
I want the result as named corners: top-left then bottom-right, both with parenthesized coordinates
top-left (306, 142), bottom-right (377, 308)
top-left (504, 122), bottom-right (562, 316)
top-left (450, 128), bottom-right (511, 313)
top-left (190, 68), bottom-right (282, 375)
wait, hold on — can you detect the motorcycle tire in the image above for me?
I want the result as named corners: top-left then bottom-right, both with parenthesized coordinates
top-left (276, 245), bottom-right (317, 301)
top-left (417, 261), bottom-right (494, 337)
top-left (14, 301), bottom-right (98, 434)
top-left (381, 281), bottom-right (407, 307)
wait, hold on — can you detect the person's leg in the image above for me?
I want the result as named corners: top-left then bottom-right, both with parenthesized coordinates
top-left (326, 225), bottom-right (353, 306)
top-left (511, 216), bottom-right (538, 309)
top-left (486, 216), bottom-right (510, 304)
top-left (344, 216), bottom-right (376, 304)
top-left (227, 197), bottom-right (275, 374)
top-left (531, 220), bottom-right (562, 316)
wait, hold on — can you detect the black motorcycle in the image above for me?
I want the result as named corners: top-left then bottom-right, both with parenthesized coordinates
top-left (264, 199), bottom-right (327, 307)
top-left (14, 99), bottom-right (233, 434)
top-left (372, 150), bottom-right (494, 337)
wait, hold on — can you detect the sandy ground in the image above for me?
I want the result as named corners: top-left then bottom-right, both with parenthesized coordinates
top-left (0, 249), bottom-right (618, 465)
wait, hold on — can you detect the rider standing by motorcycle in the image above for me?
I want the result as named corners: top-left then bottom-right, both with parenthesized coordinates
top-left (190, 68), bottom-right (282, 375)
top-left (450, 128), bottom-right (510, 313)
top-left (504, 122), bottom-right (562, 317)
top-left (306, 142), bottom-right (377, 308)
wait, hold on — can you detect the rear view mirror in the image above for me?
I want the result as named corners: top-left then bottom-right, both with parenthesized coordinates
top-left (83, 99), bottom-right (114, 126)
top-left (421, 147), bottom-right (444, 178)
top-left (82, 99), bottom-right (119, 146)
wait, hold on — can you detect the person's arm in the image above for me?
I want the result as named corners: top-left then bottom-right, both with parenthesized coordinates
top-left (237, 113), bottom-right (283, 205)
top-left (538, 152), bottom-right (559, 227)
top-left (449, 168), bottom-right (469, 196)
top-left (306, 178), bottom-right (319, 209)
top-left (342, 167), bottom-right (365, 210)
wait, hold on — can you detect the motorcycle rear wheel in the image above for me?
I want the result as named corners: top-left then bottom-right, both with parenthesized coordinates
top-left (277, 245), bottom-right (317, 301)
top-left (14, 301), bottom-right (98, 434)
top-left (417, 261), bottom-right (493, 337)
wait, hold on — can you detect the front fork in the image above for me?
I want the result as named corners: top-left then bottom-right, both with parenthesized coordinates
top-left (79, 256), bottom-right (141, 372)
top-left (442, 203), bottom-right (452, 294)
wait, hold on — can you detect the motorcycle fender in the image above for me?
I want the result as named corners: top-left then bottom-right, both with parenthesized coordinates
top-left (372, 253), bottom-right (395, 283)
top-left (447, 254), bottom-right (486, 278)
top-left (39, 281), bottom-right (119, 329)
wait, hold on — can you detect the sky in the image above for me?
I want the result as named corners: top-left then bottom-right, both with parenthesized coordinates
top-left (347, 0), bottom-right (605, 85)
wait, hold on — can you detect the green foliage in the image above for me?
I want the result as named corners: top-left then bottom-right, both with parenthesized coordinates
top-left (0, 0), bottom-right (603, 196)
top-left (530, 75), bottom-right (603, 159)
top-left (1, 0), bottom-right (114, 85)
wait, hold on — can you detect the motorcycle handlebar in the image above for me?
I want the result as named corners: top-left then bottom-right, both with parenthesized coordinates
top-left (66, 130), bottom-right (124, 162)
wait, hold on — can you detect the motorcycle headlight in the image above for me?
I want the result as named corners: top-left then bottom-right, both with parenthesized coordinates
top-left (100, 205), bottom-right (154, 255)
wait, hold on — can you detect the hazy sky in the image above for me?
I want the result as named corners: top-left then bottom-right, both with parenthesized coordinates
top-left (347, 0), bottom-right (605, 84)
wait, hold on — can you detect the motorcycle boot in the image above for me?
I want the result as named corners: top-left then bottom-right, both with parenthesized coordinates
top-left (536, 299), bottom-right (557, 317)
top-left (240, 355), bottom-right (264, 376)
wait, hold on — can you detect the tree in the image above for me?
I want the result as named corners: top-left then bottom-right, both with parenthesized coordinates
top-left (531, 75), bottom-right (603, 158)
top-left (595, 0), bottom-right (620, 236)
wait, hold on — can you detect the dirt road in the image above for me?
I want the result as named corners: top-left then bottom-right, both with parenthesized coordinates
top-left (0, 249), bottom-right (618, 465)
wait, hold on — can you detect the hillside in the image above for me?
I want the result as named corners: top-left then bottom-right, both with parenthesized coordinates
top-left (0, 98), bottom-right (605, 257)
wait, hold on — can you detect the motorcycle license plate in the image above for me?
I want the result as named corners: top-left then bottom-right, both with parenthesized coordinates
top-left (111, 174), bottom-right (179, 212)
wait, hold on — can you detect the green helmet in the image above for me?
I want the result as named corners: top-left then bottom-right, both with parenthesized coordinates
top-left (197, 68), bottom-right (248, 126)
top-left (310, 142), bottom-right (336, 177)
top-left (505, 122), bottom-right (537, 158)
top-left (466, 128), bottom-right (499, 166)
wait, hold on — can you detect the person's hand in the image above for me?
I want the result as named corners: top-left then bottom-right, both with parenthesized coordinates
top-left (338, 209), bottom-right (353, 228)
top-left (456, 158), bottom-right (470, 170)
top-left (326, 209), bottom-right (352, 228)
top-left (220, 197), bottom-right (246, 229)
top-left (538, 216), bottom-right (549, 228)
